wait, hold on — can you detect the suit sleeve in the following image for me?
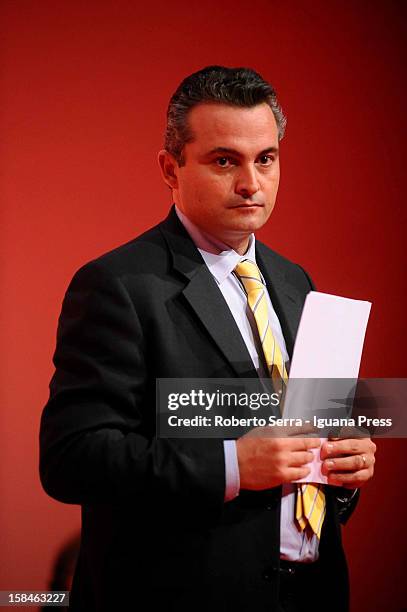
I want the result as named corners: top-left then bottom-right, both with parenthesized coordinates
top-left (39, 261), bottom-right (225, 522)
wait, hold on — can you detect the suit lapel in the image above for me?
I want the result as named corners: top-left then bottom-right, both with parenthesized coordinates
top-left (160, 208), bottom-right (307, 376)
top-left (160, 209), bottom-right (257, 378)
top-left (182, 268), bottom-right (259, 378)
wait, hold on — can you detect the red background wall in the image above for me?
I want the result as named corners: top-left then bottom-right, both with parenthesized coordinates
top-left (1, 1), bottom-right (406, 610)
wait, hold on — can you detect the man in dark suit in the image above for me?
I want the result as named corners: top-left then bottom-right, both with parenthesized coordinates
top-left (40, 66), bottom-right (376, 612)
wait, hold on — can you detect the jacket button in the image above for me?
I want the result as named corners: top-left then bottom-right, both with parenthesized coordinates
top-left (266, 505), bottom-right (272, 511)
top-left (263, 570), bottom-right (271, 581)
top-left (263, 566), bottom-right (278, 581)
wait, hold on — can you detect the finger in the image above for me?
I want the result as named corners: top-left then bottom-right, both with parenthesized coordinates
top-left (322, 453), bottom-right (373, 474)
top-left (320, 438), bottom-right (375, 459)
top-left (282, 466), bottom-right (311, 483)
top-left (288, 450), bottom-right (315, 467)
top-left (284, 437), bottom-right (321, 451)
top-left (327, 469), bottom-right (372, 487)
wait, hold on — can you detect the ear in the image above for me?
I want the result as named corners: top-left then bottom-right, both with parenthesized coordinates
top-left (158, 149), bottom-right (179, 190)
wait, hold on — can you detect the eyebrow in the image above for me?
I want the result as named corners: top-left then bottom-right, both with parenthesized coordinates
top-left (204, 146), bottom-right (279, 158)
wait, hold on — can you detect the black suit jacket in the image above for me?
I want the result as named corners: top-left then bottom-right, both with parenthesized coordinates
top-left (40, 207), bottom-right (357, 611)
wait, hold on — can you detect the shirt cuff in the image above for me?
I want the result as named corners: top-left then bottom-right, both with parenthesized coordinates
top-left (223, 440), bottom-right (240, 502)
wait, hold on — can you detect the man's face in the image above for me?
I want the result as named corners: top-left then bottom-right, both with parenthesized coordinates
top-left (169, 102), bottom-right (280, 251)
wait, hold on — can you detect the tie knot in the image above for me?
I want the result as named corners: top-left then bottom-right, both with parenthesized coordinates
top-left (234, 260), bottom-right (264, 294)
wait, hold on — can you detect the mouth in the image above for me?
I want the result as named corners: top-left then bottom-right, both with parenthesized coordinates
top-left (228, 203), bottom-right (264, 208)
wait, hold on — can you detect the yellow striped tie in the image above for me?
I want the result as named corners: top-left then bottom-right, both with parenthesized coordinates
top-left (234, 259), bottom-right (326, 539)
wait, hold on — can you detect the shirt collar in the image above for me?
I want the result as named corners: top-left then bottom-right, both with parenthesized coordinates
top-left (175, 205), bottom-right (258, 285)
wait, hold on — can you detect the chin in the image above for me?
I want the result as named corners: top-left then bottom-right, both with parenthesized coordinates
top-left (236, 217), bottom-right (268, 233)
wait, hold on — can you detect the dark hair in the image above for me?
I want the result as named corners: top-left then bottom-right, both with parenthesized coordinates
top-left (164, 65), bottom-right (287, 166)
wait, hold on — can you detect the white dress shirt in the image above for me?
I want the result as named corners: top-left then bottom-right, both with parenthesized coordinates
top-left (175, 206), bottom-right (319, 562)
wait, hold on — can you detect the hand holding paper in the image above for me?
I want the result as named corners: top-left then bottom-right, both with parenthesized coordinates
top-left (284, 291), bottom-right (372, 485)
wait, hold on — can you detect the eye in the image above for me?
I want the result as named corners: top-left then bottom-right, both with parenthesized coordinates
top-left (215, 157), bottom-right (232, 168)
top-left (258, 154), bottom-right (274, 166)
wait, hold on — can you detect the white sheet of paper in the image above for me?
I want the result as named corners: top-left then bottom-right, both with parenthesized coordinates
top-left (286, 291), bottom-right (371, 484)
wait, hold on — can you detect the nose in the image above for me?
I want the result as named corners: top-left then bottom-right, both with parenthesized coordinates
top-left (234, 164), bottom-right (260, 198)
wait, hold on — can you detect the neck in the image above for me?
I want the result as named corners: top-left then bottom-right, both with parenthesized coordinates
top-left (174, 204), bottom-right (252, 255)
top-left (221, 232), bottom-right (250, 255)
